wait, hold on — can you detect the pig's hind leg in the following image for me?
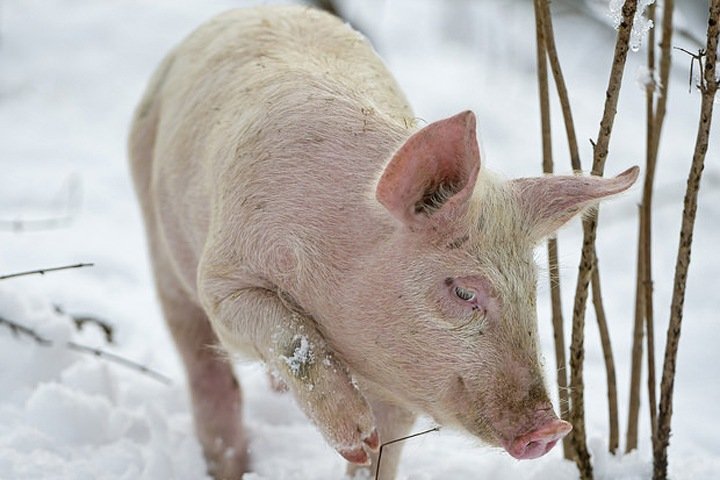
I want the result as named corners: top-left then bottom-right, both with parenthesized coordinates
top-left (129, 81), bottom-right (248, 478)
top-left (153, 256), bottom-right (248, 479)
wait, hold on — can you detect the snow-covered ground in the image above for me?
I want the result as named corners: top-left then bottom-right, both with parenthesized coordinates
top-left (0, 1), bottom-right (718, 479)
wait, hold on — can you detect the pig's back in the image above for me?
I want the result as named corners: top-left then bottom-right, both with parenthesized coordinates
top-left (140, 6), bottom-right (414, 296)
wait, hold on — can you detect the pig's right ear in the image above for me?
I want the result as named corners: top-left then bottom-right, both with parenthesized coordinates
top-left (375, 111), bottom-right (480, 229)
top-left (511, 166), bottom-right (640, 242)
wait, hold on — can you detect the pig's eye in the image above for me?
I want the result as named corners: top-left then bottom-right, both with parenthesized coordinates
top-left (454, 286), bottom-right (476, 302)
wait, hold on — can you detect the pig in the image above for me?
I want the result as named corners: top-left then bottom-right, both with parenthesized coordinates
top-left (128, 5), bottom-right (638, 479)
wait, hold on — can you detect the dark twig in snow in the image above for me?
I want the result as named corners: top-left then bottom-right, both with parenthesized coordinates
top-left (535, 0), bottom-right (581, 171)
top-left (0, 315), bottom-right (52, 345)
top-left (654, 2), bottom-right (720, 478)
top-left (569, 0), bottom-right (639, 477)
top-left (532, 0), bottom-right (572, 460)
top-left (54, 304), bottom-right (115, 344)
top-left (641, 0), bottom-right (663, 450)
top-left (0, 315), bottom-right (171, 385)
top-left (536, 0), bottom-right (621, 462)
top-left (375, 427), bottom-right (439, 480)
top-left (674, 47), bottom-right (707, 93)
top-left (0, 263), bottom-right (94, 281)
top-left (0, 215), bottom-right (75, 232)
top-left (590, 253), bottom-right (619, 453)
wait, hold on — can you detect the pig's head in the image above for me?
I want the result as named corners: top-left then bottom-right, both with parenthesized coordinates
top-left (346, 111), bottom-right (638, 460)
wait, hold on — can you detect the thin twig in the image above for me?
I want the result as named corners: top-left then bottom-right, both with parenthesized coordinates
top-left (54, 304), bottom-right (115, 344)
top-left (0, 315), bottom-right (52, 345)
top-left (590, 251), bottom-right (619, 453)
top-left (532, 0), bottom-right (572, 460)
top-left (0, 263), bottom-right (94, 281)
top-left (627, 204), bottom-right (646, 453)
top-left (653, 2), bottom-right (720, 478)
top-left (645, 0), bottom-right (674, 449)
top-left (569, 1), bottom-right (639, 477)
top-left (0, 215), bottom-right (75, 232)
top-left (375, 427), bottom-right (439, 480)
top-left (0, 315), bottom-right (171, 385)
top-left (627, 0), bottom-right (668, 452)
top-left (674, 47), bottom-right (706, 93)
top-left (537, 0), bottom-right (581, 171)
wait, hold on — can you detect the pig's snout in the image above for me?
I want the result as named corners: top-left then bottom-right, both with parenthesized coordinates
top-left (503, 417), bottom-right (572, 460)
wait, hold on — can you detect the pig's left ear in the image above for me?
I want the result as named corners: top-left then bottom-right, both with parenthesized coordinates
top-left (376, 111), bottom-right (480, 229)
top-left (511, 166), bottom-right (640, 242)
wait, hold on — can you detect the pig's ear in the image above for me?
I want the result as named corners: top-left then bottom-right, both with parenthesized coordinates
top-left (376, 111), bottom-right (480, 228)
top-left (511, 167), bottom-right (639, 241)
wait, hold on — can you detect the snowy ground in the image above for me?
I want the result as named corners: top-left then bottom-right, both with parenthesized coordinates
top-left (0, 1), bottom-right (718, 479)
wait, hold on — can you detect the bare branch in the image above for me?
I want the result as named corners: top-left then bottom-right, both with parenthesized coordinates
top-left (0, 315), bottom-right (171, 385)
top-left (54, 304), bottom-right (115, 344)
top-left (375, 427), bottom-right (439, 480)
top-left (532, 0), bottom-right (573, 460)
top-left (0, 263), bottom-right (94, 281)
top-left (0, 315), bottom-right (52, 345)
top-left (653, 2), bottom-right (720, 478)
top-left (627, 205), bottom-right (646, 452)
top-left (590, 251), bottom-right (619, 453)
top-left (536, 0), bottom-right (582, 171)
top-left (569, 1), bottom-right (639, 477)
top-left (644, 0), bottom-right (674, 451)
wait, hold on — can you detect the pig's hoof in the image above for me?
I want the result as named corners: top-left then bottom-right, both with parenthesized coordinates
top-left (204, 435), bottom-right (249, 480)
top-left (337, 428), bottom-right (379, 465)
top-left (206, 448), bottom-right (248, 480)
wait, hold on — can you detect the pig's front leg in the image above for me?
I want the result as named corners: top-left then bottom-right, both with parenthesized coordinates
top-left (200, 283), bottom-right (379, 464)
top-left (347, 399), bottom-right (416, 479)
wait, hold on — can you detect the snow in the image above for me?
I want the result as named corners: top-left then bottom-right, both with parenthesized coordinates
top-left (1, 0), bottom-right (718, 479)
top-left (280, 335), bottom-right (313, 377)
top-left (608, 0), bottom-right (655, 52)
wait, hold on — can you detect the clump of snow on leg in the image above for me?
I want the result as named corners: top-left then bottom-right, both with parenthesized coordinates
top-left (279, 334), bottom-right (314, 376)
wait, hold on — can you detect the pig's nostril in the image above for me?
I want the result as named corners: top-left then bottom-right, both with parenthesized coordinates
top-left (505, 419), bottom-right (572, 460)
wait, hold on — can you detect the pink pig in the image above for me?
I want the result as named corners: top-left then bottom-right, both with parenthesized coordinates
top-left (129, 6), bottom-right (637, 479)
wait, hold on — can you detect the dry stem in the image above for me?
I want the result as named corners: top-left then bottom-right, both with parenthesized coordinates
top-left (536, 0), bottom-right (581, 171)
top-left (645, 0), bottom-right (675, 446)
top-left (653, 2), bottom-right (719, 478)
top-left (0, 263), bottom-right (94, 281)
top-left (569, 1), bottom-right (639, 477)
top-left (374, 427), bottom-right (439, 480)
top-left (590, 251), bottom-right (619, 453)
top-left (627, 204), bottom-right (646, 452)
top-left (0, 315), bottom-right (171, 385)
top-left (532, 0), bottom-right (572, 460)
top-left (536, 0), bottom-right (623, 462)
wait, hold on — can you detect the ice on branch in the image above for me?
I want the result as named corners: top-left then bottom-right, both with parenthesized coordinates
top-left (609, 0), bottom-right (656, 52)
